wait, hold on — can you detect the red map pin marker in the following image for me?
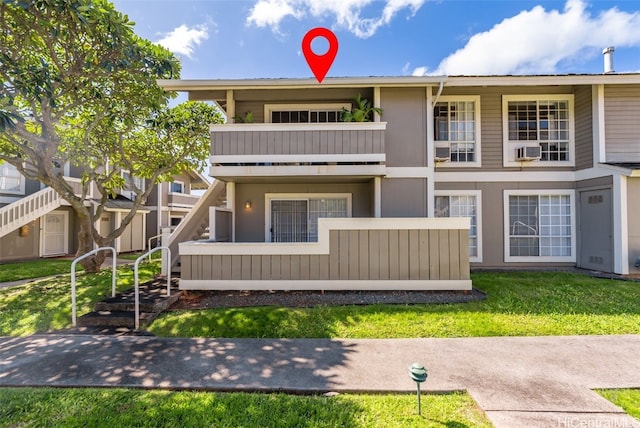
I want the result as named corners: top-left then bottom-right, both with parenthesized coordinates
top-left (302, 27), bottom-right (338, 84)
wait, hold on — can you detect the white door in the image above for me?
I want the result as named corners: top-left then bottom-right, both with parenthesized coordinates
top-left (42, 211), bottom-right (69, 256)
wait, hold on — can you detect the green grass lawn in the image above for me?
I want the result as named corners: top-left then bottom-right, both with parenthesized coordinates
top-left (598, 389), bottom-right (640, 420)
top-left (1, 269), bottom-right (639, 338)
top-left (0, 387), bottom-right (492, 428)
top-left (0, 258), bottom-right (77, 283)
top-left (0, 261), bottom-right (160, 335)
top-left (149, 271), bottom-right (640, 338)
top-left (1, 268), bottom-right (638, 426)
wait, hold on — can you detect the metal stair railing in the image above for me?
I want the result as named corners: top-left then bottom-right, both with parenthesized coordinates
top-left (71, 247), bottom-right (117, 327)
top-left (133, 246), bottom-right (170, 330)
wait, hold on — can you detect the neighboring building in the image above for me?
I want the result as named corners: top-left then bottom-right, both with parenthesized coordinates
top-left (161, 71), bottom-right (640, 291)
top-left (145, 170), bottom-right (211, 241)
top-left (0, 163), bottom-right (208, 263)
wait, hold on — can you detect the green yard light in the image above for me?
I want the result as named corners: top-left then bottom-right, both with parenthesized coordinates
top-left (408, 363), bottom-right (428, 415)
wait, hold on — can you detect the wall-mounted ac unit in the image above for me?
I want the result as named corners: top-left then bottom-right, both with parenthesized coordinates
top-left (516, 146), bottom-right (541, 161)
top-left (434, 146), bottom-right (451, 162)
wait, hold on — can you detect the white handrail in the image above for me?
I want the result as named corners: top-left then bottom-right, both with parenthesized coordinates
top-left (147, 233), bottom-right (162, 261)
top-left (71, 247), bottom-right (116, 327)
top-left (133, 246), bottom-right (170, 330)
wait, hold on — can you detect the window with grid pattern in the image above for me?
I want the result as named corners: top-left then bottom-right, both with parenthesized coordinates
top-left (508, 194), bottom-right (572, 257)
top-left (507, 99), bottom-right (570, 161)
top-left (434, 100), bottom-right (477, 162)
top-left (270, 197), bottom-right (348, 242)
top-left (435, 194), bottom-right (478, 257)
top-left (0, 163), bottom-right (23, 193)
top-left (271, 109), bottom-right (342, 123)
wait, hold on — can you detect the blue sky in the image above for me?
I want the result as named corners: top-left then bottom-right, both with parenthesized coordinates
top-left (111, 0), bottom-right (640, 79)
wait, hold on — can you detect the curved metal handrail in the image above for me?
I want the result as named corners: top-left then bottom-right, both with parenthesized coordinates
top-left (71, 247), bottom-right (116, 327)
top-left (147, 233), bottom-right (162, 261)
top-left (133, 246), bottom-right (171, 329)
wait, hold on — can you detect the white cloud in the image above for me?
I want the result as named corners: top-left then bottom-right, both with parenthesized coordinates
top-left (411, 66), bottom-right (428, 76)
top-left (246, 0), bottom-right (303, 31)
top-left (247, 0), bottom-right (426, 38)
top-left (412, 0), bottom-right (640, 76)
top-left (157, 24), bottom-right (210, 58)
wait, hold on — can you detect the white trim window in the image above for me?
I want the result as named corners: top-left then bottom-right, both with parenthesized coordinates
top-left (170, 181), bottom-right (185, 194)
top-left (502, 95), bottom-right (575, 167)
top-left (435, 190), bottom-right (482, 262)
top-left (170, 216), bottom-right (183, 227)
top-left (433, 96), bottom-right (481, 166)
top-left (265, 193), bottom-right (352, 242)
top-left (122, 170), bottom-right (144, 200)
top-left (0, 163), bottom-right (25, 194)
top-left (504, 190), bottom-right (576, 262)
top-left (265, 103), bottom-right (350, 124)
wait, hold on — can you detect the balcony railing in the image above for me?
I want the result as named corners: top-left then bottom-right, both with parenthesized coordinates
top-left (167, 192), bottom-right (201, 207)
top-left (209, 122), bottom-right (386, 179)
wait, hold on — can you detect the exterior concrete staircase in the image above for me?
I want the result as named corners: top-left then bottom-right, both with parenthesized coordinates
top-left (0, 186), bottom-right (63, 238)
top-left (77, 277), bottom-right (181, 329)
top-left (165, 179), bottom-right (226, 269)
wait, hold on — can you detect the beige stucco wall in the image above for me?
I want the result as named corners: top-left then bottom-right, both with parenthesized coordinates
top-left (381, 178), bottom-right (427, 217)
top-left (0, 218), bottom-right (41, 262)
top-left (380, 87), bottom-right (427, 168)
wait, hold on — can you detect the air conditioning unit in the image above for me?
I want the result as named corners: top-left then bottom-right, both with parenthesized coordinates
top-left (516, 146), bottom-right (541, 161)
top-left (434, 146), bottom-right (451, 162)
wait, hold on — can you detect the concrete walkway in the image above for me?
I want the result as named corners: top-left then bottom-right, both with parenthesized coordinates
top-left (0, 334), bottom-right (639, 427)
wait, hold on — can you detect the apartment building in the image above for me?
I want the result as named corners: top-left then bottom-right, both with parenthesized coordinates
top-left (0, 164), bottom-right (208, 262)
top-left (161, 72), bottom-right (640, 290)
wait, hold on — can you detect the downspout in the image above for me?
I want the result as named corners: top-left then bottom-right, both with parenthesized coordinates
top-left (432, 81), bottom-right (444, 107)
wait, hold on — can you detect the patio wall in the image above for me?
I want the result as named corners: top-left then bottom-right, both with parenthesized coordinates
top-left (179, 218), bottom-right (472, 291)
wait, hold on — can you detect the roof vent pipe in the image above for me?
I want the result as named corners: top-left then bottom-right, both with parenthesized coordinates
top-left (603, 46), bottom-right (615, 74)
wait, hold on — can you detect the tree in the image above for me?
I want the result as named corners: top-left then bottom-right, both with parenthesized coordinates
top-left (0, 0), bottom-right (223, 271)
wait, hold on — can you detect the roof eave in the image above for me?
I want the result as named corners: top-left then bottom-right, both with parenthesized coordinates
top-left (158, 75), bottom-right (448, 91)
top-left (159, 73), bottom-right (640, 92)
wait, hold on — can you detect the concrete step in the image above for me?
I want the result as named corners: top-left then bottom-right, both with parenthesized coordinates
top-left (77, 310), bottom-right (158, 328)
top-left (81, 277), bottom-right (182, 330)
top-left (94, 285), bottom-right (181, 313)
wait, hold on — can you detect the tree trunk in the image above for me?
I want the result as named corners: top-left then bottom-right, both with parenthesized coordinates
top-left (75, 206), bottom-right (105, 273)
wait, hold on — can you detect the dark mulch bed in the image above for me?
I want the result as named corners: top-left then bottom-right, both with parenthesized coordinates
top-left (169, 288), bottom-right (486, 310)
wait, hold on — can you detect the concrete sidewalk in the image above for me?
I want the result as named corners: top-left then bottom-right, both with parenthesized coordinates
top-left (0, 334), bottom-right (639, 427)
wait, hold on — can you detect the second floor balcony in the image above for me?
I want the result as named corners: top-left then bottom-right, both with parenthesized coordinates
top-left (167, 192), bottom-right (201, 208)
top-left (209, 122), bottom-right (386, 181)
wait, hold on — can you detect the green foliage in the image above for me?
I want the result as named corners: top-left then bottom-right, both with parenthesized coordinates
top-left (341, 94), bottom-right (383, 122)
top-left (233, 111), bottom-right (254, 123)
top-left (0, 1), bottom-right (223, 264)
top-left (0, 388), bottom-right (492, 427)
top-left (0, 261), bottom-right (160, 335)
top-left (150, 272), bottom-right (640, 338)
